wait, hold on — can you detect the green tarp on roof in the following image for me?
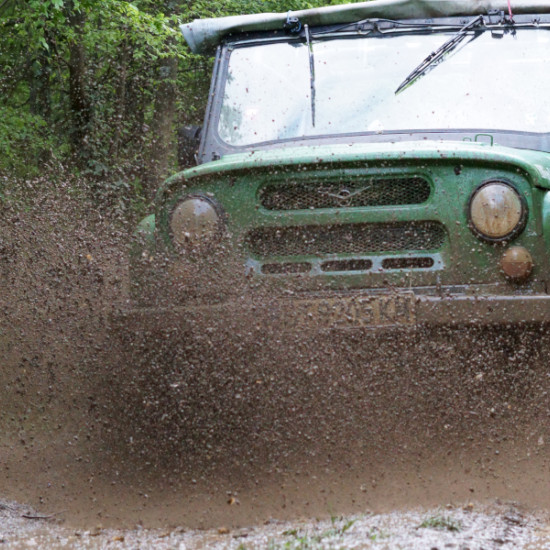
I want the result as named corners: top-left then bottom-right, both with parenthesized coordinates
top-left (181, 0), bottom-right (550, 54)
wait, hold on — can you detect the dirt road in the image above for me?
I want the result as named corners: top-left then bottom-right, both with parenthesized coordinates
top-left (3, 498), bottom-right (550, 549)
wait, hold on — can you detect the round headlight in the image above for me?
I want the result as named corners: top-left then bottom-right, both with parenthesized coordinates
top-left (170, 196), bottom-right (222, 248)
top-left (469, 181), bottom-right (526, 241)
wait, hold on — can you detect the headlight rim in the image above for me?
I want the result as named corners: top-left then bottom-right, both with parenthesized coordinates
top-left (168, 193), bottom-right (225, 250)
top-left (467, 179), bottom-right (528, 243)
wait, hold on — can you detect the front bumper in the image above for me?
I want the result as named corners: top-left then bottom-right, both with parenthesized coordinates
top-left (116, 292), bottom-right (550, 334)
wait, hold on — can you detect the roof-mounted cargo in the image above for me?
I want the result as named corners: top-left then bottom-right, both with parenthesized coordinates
top-left (180, 0), bottom-right (550, 54)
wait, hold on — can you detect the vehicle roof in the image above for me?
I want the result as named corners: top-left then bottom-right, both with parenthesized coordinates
top-left (181, 0), bottom-right (550, 54)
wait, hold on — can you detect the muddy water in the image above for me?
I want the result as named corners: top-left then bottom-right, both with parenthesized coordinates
top-left (2, 181), bottom-right (550, 540)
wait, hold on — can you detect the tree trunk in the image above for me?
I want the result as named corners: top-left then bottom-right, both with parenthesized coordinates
top-left (143, 53), bottom-right (178, 200)
top-left (67, 7), bottom-right (91, 164)
top-left (29, 42), bottom-right (51, 121)
top-left (29, 30), bottom-right (53, 165)
top-left (109, 42), bottom-right (130, 157)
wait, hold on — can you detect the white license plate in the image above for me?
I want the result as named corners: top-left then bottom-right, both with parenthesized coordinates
top-left (289, 293), bottom-right (415, 329)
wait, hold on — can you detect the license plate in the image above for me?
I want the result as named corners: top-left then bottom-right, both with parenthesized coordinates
top-left (289, 293), bottom-right (415, 329)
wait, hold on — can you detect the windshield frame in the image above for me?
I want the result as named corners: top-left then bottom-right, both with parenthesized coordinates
top-left (198, 13), bottom-right (550, 164)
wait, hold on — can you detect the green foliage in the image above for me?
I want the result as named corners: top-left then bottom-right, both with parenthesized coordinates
top-left (273, 518), bottom-right (356, 548)
top-left (418, 514), bottom-right (463, 532)
top-left (0, 0), bottom-right (363, 203)
top-left (0, 107), bottom-right (53, 176)
top-left (365, 526), bottom-right (390, 541)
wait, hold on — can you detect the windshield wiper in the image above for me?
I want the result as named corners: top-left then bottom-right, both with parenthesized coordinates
top-left (284, 13), bottom-right (316, 126)
top-left (304, 24), bottom-right (316, 127)
top-left (395, 14), bottom-right (485, 94)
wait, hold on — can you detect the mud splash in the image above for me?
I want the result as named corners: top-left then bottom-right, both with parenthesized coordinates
top-left (2, 176), bottom-right (550, 532)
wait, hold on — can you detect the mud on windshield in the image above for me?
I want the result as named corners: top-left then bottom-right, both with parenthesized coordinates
top-left (217, 26), bottom-right (550, 147)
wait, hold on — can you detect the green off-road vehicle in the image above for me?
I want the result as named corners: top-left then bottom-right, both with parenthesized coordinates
top-left (127, 0), bottom-right (550, 336)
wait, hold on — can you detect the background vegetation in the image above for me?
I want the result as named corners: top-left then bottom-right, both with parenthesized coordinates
top-left (0, 0), bottom-right (350, 210)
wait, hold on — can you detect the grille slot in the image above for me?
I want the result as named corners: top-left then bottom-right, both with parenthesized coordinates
top-left (321, 259), bottom-right (373, 272)
top-left (261, 262), bottom-right (311, 275)
top-left (246, 221), bottom-right (445, 258)
top-left (382, 257), bottom-right (435, 270)
top-left (259, 177), bottom-right (431, 210)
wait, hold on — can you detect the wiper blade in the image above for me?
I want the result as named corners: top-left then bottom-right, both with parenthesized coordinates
top-left (395, 14), bottom-right (484, 95)
top-left (304, 24), bottom-right (316, 127)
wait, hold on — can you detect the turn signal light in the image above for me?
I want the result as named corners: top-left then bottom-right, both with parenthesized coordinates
top-left (500, 246), bottom-right (533, 281)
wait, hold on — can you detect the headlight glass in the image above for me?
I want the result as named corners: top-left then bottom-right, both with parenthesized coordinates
top-left (469, 181), bottom-right (526, 241)
top-left (170, 196), bottom-right (222, 248)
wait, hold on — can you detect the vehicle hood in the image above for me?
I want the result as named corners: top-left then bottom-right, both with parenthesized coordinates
top-left (167, 141), bottom-right (550, 190)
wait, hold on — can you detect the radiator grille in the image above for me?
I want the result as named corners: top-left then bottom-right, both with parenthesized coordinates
top-left (321, 259), bottom-right (373, 272)
top-left (382, 257), bottom-right (434, 270)
top-left (259, 177), bottom-right (431, 210)
top-left (246, 221), bottom-right (445, 258)
top-left (261, 262), bottom-right (311, 274)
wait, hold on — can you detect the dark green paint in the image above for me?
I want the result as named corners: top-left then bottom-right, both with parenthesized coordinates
top-left (135, 141), bottom-right (550, 296)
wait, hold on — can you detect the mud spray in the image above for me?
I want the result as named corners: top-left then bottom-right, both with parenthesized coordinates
top-left (1, 176), bottom-right (550, 532)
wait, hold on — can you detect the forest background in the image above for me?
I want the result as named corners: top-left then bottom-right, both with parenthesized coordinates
top-left (0, 0), bottom-right (351, 215)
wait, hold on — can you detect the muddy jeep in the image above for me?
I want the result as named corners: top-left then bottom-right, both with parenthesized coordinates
top-left (126, 0), bottom-right (550, 336)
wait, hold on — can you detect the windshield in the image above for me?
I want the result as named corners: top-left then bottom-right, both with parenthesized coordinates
top-left (218, 28), bottom-right (550, 146)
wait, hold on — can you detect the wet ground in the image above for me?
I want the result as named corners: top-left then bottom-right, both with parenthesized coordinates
top-left (3, 181), bottom-right (550, 547)
top-left (3, 498), bottom-right (550, 548)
